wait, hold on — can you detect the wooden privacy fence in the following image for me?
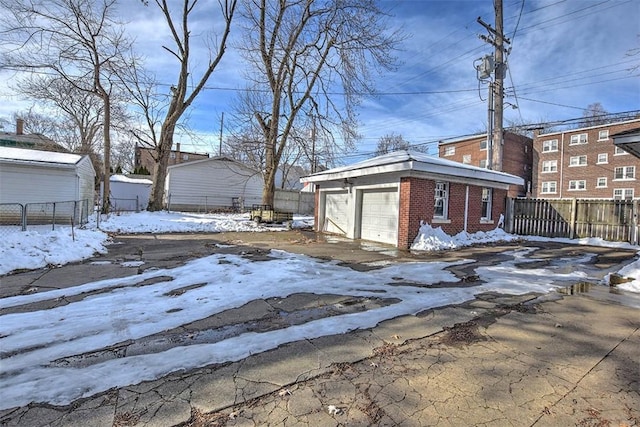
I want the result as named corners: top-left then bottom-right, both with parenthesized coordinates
top-left (506, 198), bottom-right (639, 245)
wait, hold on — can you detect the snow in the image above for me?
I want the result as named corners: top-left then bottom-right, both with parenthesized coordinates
top-left (0, 211), bottom-right (639, 410)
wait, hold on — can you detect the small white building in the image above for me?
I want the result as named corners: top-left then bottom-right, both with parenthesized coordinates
top-left (0, 147), bottom-right (95, 204)
top-left (108, 174), bottom-right (153, 212)
top-left (165, 156), bottom-right (263, 211)
top-left (0, 147), bottom-right (96, 224)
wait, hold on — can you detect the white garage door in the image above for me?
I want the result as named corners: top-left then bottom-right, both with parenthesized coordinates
top-left (324, 191), bottom-right (350, 235)
top-left (360, 188), bottom-right (399, 245)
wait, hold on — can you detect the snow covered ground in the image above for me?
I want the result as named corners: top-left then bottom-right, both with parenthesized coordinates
top-left (0, 211), bottom-right (639, 410)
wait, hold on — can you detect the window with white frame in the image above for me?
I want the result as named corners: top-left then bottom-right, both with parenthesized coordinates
top-left (170, 152), bottom-right (176, 159)
top-left (598, 130), bottom-right (609, 141)
top-left (182, 154), bottom-right (189, 160)
top-left (462, 154), bottom-right (471, 164)
top-left (444, 146), bottom-right (455, 156)
top-left (479, 159), bottom-right (487, 168)
top-left (481, 188), bottom-right (492, 220)
top-left (541, 181), bottom-right (557, 194)
top-left (570, 133), bottom-right (588, 145)
top-left (596, 177), bottom-right (607, 188)
top-left (542, 139), bottom-right (558, 152)
top-left (542, 160), bottom-right (557, 173)
top-left (613, 188), bottom-right (634, 200)
top-left (480, 139), bottom-right (487, 150)
top-left (568, 180), bottom-right (586, 191)
top-left (434, 182), bottom-right (449, 218)
top-left (569, 155), bottom-right (587, 166)
top-left (596, 153), bottom-right (608, 164)
top-left (614, 146), bottom-right (629, 155)
top-left (614, 166), bottom-right (635, 180)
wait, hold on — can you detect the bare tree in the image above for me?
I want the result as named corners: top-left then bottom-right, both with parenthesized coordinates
top-left (143, 0), bottom-right (237, 211)
top-left (580, 102), bottom-right (609, 128)
top-left (0, 0), bottom-right (133, 213)
top-left (373, 133), bottom-right (412, 157)
top-left (235, 0), bottom-right (403, 205)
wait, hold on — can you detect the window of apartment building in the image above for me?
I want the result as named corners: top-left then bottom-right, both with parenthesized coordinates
top-left (596, 177), bottom-right (607, 188)
top-left (434, 182), bottom-right (449, 219)
top-left (614, 166), bottom-right (635, 180)
top-left (481, 188), bottom-right (492, 220)
top-left (613, 188), bottom-right (634, 200)
top-left (614, 146), bottom-right (629, 155)
top-left (462, 154), bottom-right (471, 164)
top-left (479, 159), bottom-right (487, 168)
top-left (568, 180), bottom-right (586, 191)
top-left (569, 155), bottom-right (587, 166)
top-left (542, 139), bottom-right (558, 152)
top-left (170, 152), bottom-right (176, 159)
top-left (480, 139), bottom-right (487, 150)
top-left (598, 130), bottom-right (609, 141)
top-left (596, 153), bottom-right (608, 164)
top-left (570, 133), bottom-right (588, 145)
top-left (444, 146), bottom-right (455, 156)
top-left (542, 160), bottom-right (557, 173)
top-left (541, 181), bottom-right (557, 194)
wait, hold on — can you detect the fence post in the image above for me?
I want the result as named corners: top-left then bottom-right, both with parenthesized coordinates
top-left (136, 195), bottom-right (140, 213)
top-left (52, 202), bottom-right (56, 231)
top-left (505, 197), bottom-right (515, 233)
top-left (21, 203), bottom-right (26, 231)
top-left (569, 198), bottom-right (577, 239)
top-left (633, 199), bottom-right (639, 245)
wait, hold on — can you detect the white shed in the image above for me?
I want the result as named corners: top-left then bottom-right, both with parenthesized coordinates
top-left (108, 174), bottom-right (153, 212)
top-left (165, 156), bottom-right (263, 211)
top-left (0, 147), bottom-right (95, 204)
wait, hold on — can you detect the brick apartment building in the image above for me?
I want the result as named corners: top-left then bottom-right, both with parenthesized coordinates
top-left (532, 119), bottom-right (640, 200)
top-left (438, 131), bottom-right (533, 197)
top-left (134, 143), bottom-right (210, 174)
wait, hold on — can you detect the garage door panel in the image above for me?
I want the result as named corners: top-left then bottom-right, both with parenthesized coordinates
top-left (360, 188), bottom-right (398, 245)
top-left (324, 191), bottom-right (349, 235)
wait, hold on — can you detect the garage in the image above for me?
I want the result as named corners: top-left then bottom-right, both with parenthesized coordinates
top-left (360, 188), bottom-right (399, 245)
top-left (323, 191), bottom-right (349, 235)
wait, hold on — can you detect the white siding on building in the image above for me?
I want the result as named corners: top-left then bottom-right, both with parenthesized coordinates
top-left (166, 158), bottom-right (263, 210)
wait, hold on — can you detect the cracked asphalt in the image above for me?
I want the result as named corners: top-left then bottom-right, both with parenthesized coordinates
top-left (1, 230), bottom-right (639, 427)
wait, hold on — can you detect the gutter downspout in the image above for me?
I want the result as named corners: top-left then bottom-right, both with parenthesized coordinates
top-left (464, 185), bottom-right (469, 232)
top-left (559, 132), bottom-right (565, 199)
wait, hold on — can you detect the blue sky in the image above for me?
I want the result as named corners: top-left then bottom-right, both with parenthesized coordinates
top-left (1, 0), bottom-right (639, 163)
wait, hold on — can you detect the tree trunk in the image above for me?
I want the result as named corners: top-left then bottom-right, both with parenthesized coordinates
top-left (100, 96), bottom-right (111, 214)
top-left (147, 122), bottom-right (176, 211)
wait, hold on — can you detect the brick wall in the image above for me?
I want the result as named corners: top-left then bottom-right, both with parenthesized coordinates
top-left (439, 132), bottom-right (532, 197)
top-left (533, 120), bottom-right (640, 199)
top-left (398, 177), bottom-right (507, 249)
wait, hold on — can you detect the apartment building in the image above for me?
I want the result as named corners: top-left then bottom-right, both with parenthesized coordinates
top-left (532, 119), bottom-right (640, 200)
top-left (134, 142), bottom-right (209, 174)
top-left (438, 131), bottom-right (533, 197)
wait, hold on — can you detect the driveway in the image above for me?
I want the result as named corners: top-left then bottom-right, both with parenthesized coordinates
top-left (0, 230), bottom-right (639, 426)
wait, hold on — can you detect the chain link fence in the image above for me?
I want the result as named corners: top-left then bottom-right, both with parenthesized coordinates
top-left (0, 200), bottom-right (92, 237)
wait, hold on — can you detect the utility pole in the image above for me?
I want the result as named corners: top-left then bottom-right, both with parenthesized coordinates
top-left (478, 0), bottom-right (510, 171)
top-left (218, 112), bottom-right (224, 157)
top-left (310, 115), bottom-right (317, 173)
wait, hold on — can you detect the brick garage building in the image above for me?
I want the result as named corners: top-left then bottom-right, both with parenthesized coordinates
top-left (532, 119), bottom-right (640, 199)
top-left (438, 131), bottom-right (533, 197)
top-left (134, 143), bottom-right (210, 174)
top-left (301, 151), bottom-right (522, 249)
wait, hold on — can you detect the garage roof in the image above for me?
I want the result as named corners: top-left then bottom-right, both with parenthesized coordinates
top-left (0, 146), bottom-right (83, 166)
top-left (301, 150), bottom-right (524, 188)
top-left (612, 128), bottom-right (640, 159)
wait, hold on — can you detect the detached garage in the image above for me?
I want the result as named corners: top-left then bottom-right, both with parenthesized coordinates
top-left (0, 147), bottom-right (95, 224)
top-left (301, 151), bottom-right (523, 249)
top-left (0, 147), bottom-right (95, 204)
top-left (165, 156), bottom-right (263, 212)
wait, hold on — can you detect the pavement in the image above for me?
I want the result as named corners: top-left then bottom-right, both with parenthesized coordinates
top-left (1, 230), bottom-right (639, 426)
